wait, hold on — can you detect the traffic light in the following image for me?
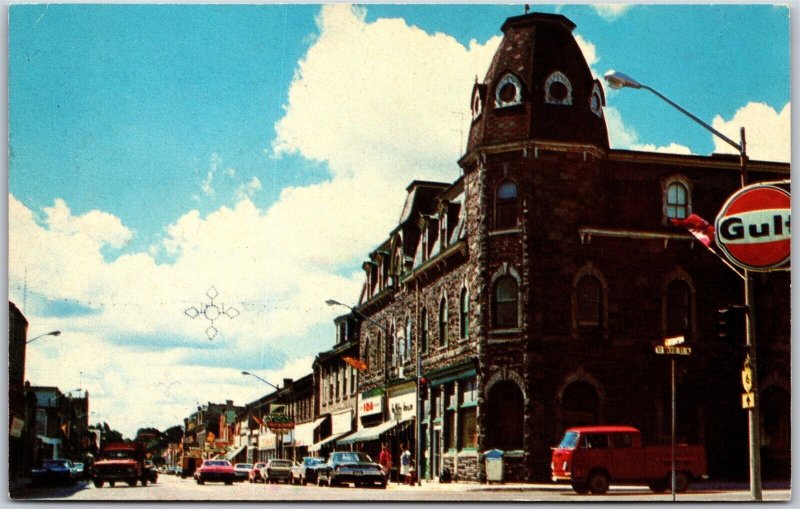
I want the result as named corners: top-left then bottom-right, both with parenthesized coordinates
top-left (717, 305), bottom-right (748, 355)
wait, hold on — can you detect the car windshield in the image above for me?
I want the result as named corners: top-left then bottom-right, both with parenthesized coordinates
top-left (305, 458), bottom-right (323, 466)
top-left (43, 460), bottom-right (70, 468)
top-left (255, 463), bottom-right (266, 468)
top-left (271, 460), bottom-right (293, 467)
top-left (105, 450), bottom-right (135, 460)
top-left (559, 431), bottom-right (580, 449)
top-left (334, 452), bottom-right (371, 463)
top-left (205, 460), bottom-right (230, 467)
top-left (236, 464), bottom-right (252, 469)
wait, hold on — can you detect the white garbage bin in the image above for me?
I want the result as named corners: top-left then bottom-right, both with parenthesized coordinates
top-left (484, 449), bottom-right (504, 484)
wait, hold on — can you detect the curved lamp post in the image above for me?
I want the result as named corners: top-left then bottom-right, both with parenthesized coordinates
top-left (26, 330), bottom-right (61, 344)
top-left (604, 70), bottom-right (760, 501)
top-left (241, 371), bottom-right (279, 391)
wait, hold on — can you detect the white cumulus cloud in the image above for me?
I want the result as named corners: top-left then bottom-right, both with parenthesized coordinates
top-left (712, 102), bottom-right (790, 162)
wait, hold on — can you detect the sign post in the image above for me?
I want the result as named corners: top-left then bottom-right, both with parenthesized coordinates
top-left (715, 183), bottom-right (789, 500)
top-left (654, 336), bottom-right (689, 501)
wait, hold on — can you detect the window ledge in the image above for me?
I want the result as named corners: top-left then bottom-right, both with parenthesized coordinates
top-left (460, 401), bottom-right (478, 409)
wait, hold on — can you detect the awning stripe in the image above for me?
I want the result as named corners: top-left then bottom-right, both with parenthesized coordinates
top-left (337, 418), bottom-right (412, 445)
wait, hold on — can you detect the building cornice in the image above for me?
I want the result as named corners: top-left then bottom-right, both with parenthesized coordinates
top-left (459, 140), bottom-right (608, 167)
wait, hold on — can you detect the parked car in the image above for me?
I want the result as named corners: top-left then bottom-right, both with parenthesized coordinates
top-left (551, 425), bottom-right (708, 494)
top-left (290, 457), bottom-right (325, 486)
top-left (233, 463), bottom-right (252, 482)
top-left (261, 459), bottom-right (294, 484)
top-left (72, 462), bottom-right (85, 479)
top-left (32, 459), bottom-right (76, 486)
top-left (248, 462), bottom-right (267, 483)
top-left (317, 452), bottom-right (386, 488)
top-left (193, 459), bottom-right (236, 485)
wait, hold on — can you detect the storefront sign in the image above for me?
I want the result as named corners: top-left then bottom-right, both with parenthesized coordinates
top-left (360, 395), bottom-right (383, 417)
top-left (332, 409), bottom-right (354, 434)
top-left (388, 392), bottom-right (416, 422)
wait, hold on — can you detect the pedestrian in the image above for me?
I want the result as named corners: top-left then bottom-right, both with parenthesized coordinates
top-left (378, 443), bottom-right (392, 483)
top-left (400, 445), bottom-right (412, 484)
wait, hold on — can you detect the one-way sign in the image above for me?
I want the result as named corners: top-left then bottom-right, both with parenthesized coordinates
top-left (654, 345), bottom-right (692, 355)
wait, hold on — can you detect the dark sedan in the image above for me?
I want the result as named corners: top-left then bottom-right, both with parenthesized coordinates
top-left (194, 460), bottom-right (236, 485)
top-left (31, 459), bottom-right (76, 486)
top-left (317, 452), bottom-right (386, 488)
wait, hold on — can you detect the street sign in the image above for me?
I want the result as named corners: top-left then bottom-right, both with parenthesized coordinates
top-left (715, 184), bottom-right (791, 271)
top-left (741, 367), bottom-right (753, 392)
top-left (664, 336), bottom-right (685, 347)
top-left (742, 392), bottom-right (755, 409)
top-left (654, 345), bottom-right (692, 356)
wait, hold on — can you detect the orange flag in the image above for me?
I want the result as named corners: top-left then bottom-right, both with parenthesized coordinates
top-left (342, 356), bottom-right (368, 371)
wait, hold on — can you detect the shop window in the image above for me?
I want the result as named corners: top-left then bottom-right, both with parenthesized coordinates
top-left (495, 180), bottom-right (519, 230)
top-left (461, 380), bottom-right (478, 405)
top-left (665, 180), bottom-right (690, 220)
top-left (459, 407), bottom-right (478, 449)
top-left (459, 287), bottom-right (469, 339)
top-left (492, 275), bottom-right (519, 328)
top-left (439, 297), bottom-right (449, 348)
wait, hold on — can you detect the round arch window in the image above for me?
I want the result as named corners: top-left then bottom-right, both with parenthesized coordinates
top-left (495, 74), bottom-right (523, 108)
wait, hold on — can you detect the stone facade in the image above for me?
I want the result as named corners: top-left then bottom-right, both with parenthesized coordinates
top-left (347, 11), bottom-right (790, 484)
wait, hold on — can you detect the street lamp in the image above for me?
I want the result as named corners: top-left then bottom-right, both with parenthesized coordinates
top-left (241, 371), bottom-right (279, 391)
top-left (605, 70), bottom-right (761, 500)
top-left (26, 330), bottom-right (61, 344)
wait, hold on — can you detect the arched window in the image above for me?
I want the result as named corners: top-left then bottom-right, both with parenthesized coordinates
top-left (666, 280), bottom-right (691, 337)
top-left (404, 316), bottom-right (412, 362)
top-left (493, 275), bottom-right (519, 328)
top-left (420, 308), bottom-right (429, 354)
top-left (576, 276), bottom-right (602, 327)
top-left (665, 181), bottom-right (689, 219)
top-left (363, 338), bottom-right (370, 373)
top-left (377, 331), bottom-right (383, 371)
top-left (544, 71), bottom-right (573, 105)
top-left (459, 287), bottom-right (469, 339)
top-left (495, 181), bottom-right (518, 230)
top-left (495, 73), bottom-right (523, 108)
top-left (439, 297), bottom-right (449, 348)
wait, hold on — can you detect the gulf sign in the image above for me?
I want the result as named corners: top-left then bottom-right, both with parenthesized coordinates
top-left (715, 184), bottom-right (790, 271)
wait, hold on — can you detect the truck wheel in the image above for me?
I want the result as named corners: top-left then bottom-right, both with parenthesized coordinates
top-left (93, 480), bottom-right (104, 488)
top-left (648, 479), bottom-right (668, 493)
top-left (128, 479), bottom-right (136, 487)
top-left (571, 482), bottom-right (590, 494)
top-left (587, 471), bottom-right (610, 495)
top-left (197, 478), bottom-right (204, 485)
top-left (675, 472), bottom-right (689, 492)
top-left (141, 477), bottom-right (148, 487)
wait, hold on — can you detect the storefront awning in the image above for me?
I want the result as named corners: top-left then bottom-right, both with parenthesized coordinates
top-left (337, 418), bottom-right (412, 445)
top-left (224, 444), bottom-right (246, 461)
top-left (291, 417), bottom-right (326, 447)
top-left (309, 431), bottom-right (350, 453)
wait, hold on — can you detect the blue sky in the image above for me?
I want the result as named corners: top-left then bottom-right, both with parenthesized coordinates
top-left (7, 4), bottom-right (791, 437)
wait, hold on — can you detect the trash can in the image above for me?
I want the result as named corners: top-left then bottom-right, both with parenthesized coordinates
top-left (484, 449), bottom-right (504, 484)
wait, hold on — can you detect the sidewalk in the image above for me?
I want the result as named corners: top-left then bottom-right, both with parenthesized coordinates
top-left (387, 479), bottom-right (791, 493)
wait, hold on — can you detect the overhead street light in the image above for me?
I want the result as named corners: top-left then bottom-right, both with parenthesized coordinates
top-left (26, 330), bottom-right (61, 344)
top-left (241, 371), bottom-right (280, 391)
top-left (604, 70), bottom-right (760, 501)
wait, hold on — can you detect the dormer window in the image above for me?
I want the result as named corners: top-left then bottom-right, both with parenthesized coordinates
top-left (472, 87), bottom-right (484, 120)
top-left (545, 71), bottom-right (573, 105)
top-left (440, 212), bottom-right (448, 250)
top-left (590, 82), bottom-right (604, 118)
top-left (495, 73), bottom-right (523, 108)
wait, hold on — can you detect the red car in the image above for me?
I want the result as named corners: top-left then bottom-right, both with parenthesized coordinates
top-left (193, 459), bottom-right (236, 485)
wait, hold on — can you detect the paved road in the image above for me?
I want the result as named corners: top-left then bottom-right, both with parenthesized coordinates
top-left (11, 474), bottom-right (791, 503)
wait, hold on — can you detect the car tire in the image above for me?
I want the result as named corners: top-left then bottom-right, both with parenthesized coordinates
top-left (380, 482), bottom-right (387, 489)
top-left (109, 481), bottom-right (116, 487)
top-left (587, 471), bottom-right (610, 495)
top-left (225, 480), bottom-right (233, 485)
top-left (93, 480), bottom-right (104, 488)
top-left (648, 479), bottom-right (668, 493)
top-left (197, 478), bottom-right (204, 485)
top-left (302, 477), bottom-right (307, 486)
top-left (572, 482), bottom-right (590, 494)
top-left (675, 472), bottom-right (690, 493)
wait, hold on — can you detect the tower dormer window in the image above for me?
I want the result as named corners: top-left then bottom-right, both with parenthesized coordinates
top-left (545, 71), bottom-right (573, 105)
top-left (472, 87), bottom-right (484, 120)
top-left (495, 73), bottom-right (523, 108)
top-left (590, 82), bottom-right (604, 118)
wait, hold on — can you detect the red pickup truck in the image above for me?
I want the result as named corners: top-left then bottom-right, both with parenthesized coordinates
top-left (551, 425), bottom-right (707, 494)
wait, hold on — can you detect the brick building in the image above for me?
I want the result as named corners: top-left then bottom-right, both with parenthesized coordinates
top-left (348, 11), bottom-right (789, 483)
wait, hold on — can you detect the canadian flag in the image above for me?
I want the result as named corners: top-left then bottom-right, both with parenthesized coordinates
top-left (671, 214), bottom-right (715, 247)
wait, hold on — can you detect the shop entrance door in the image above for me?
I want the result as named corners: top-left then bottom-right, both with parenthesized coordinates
top-left (432, 429), bottom-right (441, 478)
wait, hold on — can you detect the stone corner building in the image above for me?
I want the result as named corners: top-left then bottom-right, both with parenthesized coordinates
top-left (346, 12), bottom-right (789, 483)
